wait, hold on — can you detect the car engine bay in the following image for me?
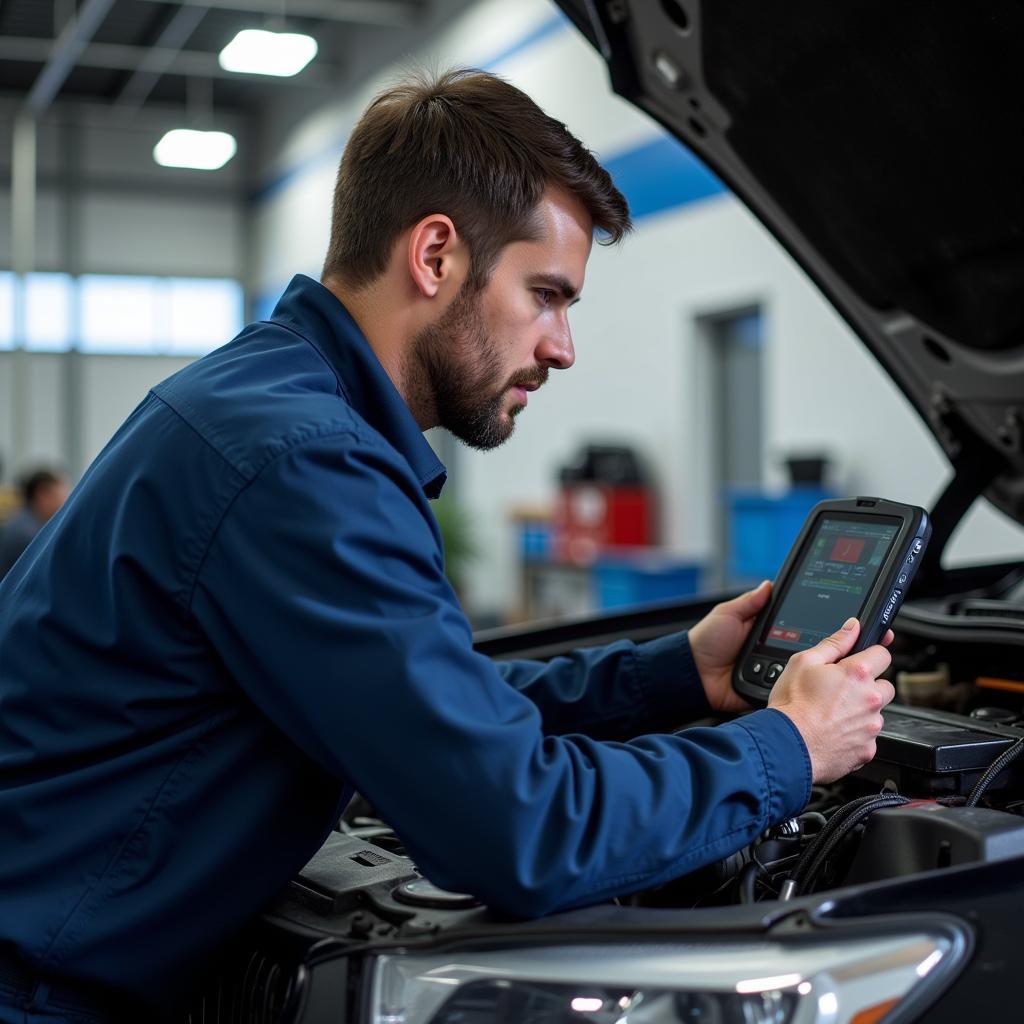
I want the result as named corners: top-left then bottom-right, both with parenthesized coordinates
top-left (178, 567), bottom-right (1024, 1022)
top-left (658, 566), bottom-right (1024, 908)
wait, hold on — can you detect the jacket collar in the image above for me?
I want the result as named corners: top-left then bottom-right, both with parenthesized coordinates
top-left (270, 274), bottom-right (447, 498)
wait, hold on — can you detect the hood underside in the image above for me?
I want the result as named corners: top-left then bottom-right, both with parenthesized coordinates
top-left (556, 0), bottom-right (1024, 544)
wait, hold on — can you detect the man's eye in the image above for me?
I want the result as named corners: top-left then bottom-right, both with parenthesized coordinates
top-left (535, 289), bottom-right (555, 305)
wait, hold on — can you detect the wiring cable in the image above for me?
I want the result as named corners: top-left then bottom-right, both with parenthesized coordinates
top-left (965, 736), bottom-right (1024, 807)
top-left (788, 793), bottom-right (910, 897)
top-left (798, 794), bottom-right (910, 896)
top-left (788, 794), bottom-right (884, 891)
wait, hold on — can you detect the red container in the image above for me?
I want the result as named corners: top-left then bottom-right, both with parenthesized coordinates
top-left (554, 483), bottom-right (654, 564)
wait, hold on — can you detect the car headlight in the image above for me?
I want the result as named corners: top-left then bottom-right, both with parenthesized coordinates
top-left (367, 925), bottom-right (966, 1024)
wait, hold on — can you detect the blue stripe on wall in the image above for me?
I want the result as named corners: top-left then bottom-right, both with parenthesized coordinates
top-left (603, 135), bottom-right (726, 221)
top-left (249, 142), bottom-right (343, 205)
top-left (477, 10), bottom-right (567, 70)
top-left (251, 133), bottom-right (730, 318)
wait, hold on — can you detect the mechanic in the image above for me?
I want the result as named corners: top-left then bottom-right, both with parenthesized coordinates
top-left (0, 69), bottom-right (895, 1023)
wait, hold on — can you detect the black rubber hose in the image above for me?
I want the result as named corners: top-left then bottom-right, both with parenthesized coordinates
top-left (966, 737), bottom-right (1024, 807)
top-left (739, 860), bottom-right (759, 904)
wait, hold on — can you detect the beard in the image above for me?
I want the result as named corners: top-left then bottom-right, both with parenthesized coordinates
top-left (410, 284), bottom-right (548, 451)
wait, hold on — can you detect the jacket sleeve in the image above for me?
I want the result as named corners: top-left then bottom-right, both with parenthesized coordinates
top-left (190, 433), bottom-right (812, 917)
top-left (494, 632), bottom-right (712, 740)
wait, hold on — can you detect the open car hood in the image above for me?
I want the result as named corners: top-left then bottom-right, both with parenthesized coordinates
top-left (554, 0), bottom-right (1024, 572)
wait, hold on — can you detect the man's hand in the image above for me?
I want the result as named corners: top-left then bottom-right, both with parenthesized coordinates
top-left (769, 618), bottom-right (896, 783)
top-left (688, 580), bottom-right (772, 713)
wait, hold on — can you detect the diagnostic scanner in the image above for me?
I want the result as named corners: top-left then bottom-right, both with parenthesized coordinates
top-left (733, 496), bottom-right (931, 705)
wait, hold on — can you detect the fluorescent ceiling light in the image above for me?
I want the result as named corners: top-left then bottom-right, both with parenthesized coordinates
top-left (153, 129), bottom-right (237, 171)
top-left (218, 28), bottom-right (317, 77)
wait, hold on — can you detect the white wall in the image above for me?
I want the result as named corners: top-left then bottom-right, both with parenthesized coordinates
top-left (78, 355), bottom-right (195, 463)
top-left (0, 351), bottom-right (194, 474)
top-left (0, 353), bottom-right (65, 470)
top-left (78, 194), bottom-right (242, 278)
top-left (0, 188), bottom-right (65, 271)
top-left (249, 0), bottom-right (1024, 616)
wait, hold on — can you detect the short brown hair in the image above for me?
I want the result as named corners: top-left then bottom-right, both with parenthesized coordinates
top-left (322, 68), bottom-right (631, 290)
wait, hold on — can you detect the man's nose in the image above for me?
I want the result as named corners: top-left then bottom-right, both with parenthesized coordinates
top-left (536, 318), bottom-right (575, 370)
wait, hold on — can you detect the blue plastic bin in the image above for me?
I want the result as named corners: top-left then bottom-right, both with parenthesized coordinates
top-left (727, 487), bottom-right (835, 583)
top-left (594, 556), bottom-right (702, 610)
top-left (518, 522), bottom-right (553, 561)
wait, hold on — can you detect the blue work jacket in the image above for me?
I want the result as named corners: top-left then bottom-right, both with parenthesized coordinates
top-left (0, 275), bottom-right (811, 1005)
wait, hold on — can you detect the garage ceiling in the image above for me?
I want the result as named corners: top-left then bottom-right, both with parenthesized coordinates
top-left (0, 0), bottom-right (434, 114)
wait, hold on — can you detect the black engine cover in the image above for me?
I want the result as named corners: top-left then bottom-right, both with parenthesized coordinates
top-left (846, 804), bottom-right (1024, 884)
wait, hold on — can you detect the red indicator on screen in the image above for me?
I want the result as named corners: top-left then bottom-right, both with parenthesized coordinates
top-left (830, 537), bottom-right (865, 563)
top-left (769, 627), bottom-right (802, 643)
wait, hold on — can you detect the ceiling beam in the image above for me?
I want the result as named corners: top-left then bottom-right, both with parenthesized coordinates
top-left (117, 4), bottom-right (210, 110)
top-left (0, 37), bottom-right (340, 85)
top-left (162, 0), bottom-right (422, 28)
top-left (25, 0), bottom-right (118, 114)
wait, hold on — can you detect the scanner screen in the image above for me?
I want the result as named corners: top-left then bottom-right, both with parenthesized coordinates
top-left (764, 515), bottom-right (900, 653)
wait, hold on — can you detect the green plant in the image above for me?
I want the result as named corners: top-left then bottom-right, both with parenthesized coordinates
top-left (431, 494), bottom-right (478, 595)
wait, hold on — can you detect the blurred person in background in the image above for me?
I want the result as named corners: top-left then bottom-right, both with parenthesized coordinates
top-left (0, 467), bottom-right (69, 580)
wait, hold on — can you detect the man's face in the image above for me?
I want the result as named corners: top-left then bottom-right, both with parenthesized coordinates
top-left (413, 187), bottom-right (592, 450)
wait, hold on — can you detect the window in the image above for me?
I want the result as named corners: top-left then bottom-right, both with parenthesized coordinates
top-left (164, 278), bottom-right (244, 355)
top-left (0, 273), bottom-right (244, 355)
top-left (80, 275), bottom-right (161, 353)
top-left (24, 273), bottom-right (74, 351)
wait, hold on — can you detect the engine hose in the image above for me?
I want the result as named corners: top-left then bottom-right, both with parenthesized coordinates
top-left (966, 736), bottom-right (1024, 807)
top-left (796, 794), bottom-right (910, 896)
top-left (739, 860), bottom-right (759, 904)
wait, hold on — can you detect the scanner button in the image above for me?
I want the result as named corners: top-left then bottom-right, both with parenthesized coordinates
top-left (746, 657), bottom-right (766, 681)
top-left (905, 552), bottom-right (915, 565)
top-left (913, 538), bottom-right (924, 554)
top-left (764, 662), bottom-right (785, 684)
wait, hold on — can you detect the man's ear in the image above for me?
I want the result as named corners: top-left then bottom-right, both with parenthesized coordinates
top-left (407, 214), bottom-right (466, 298)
